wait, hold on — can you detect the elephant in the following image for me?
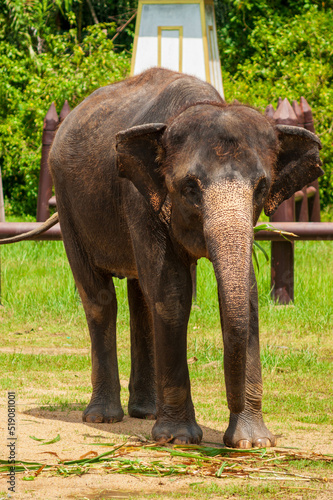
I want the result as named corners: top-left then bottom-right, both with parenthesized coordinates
top-left (3, 68), bottom-right (323, 448)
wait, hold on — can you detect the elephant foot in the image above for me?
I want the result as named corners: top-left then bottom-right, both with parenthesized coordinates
top-left (83, 402), bottom-right (124, 423)
top-left (152, 419), bottom-right (203, 444)
top-left (128, 402), bottom-right (156, 420)
top-left (223, 412), bottom-right (276, 449)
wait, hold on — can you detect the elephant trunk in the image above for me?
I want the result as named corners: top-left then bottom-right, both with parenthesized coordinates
top-left (203, 180), bottom-right (253, 414)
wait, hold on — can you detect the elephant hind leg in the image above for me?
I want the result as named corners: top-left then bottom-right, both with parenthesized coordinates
top-left (59, 220), bottom-right (124, 424)
top-left (127, 278), bottom-right (156, 420)
top-left (80, 274), bottom-right (124, 424)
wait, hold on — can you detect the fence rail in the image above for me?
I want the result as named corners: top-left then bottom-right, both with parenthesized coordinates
top-left (0, 222), bottom-right (332, 242)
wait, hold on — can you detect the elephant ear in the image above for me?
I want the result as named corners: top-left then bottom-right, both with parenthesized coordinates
top-left (264, 125), bottom-right (323, 216)
top-left (115, 123), bottom-right (167, 212)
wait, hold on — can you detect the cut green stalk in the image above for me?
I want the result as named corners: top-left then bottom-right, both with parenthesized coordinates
top-left (254, 223), bottom-right (298, 240)
top-left (29, 434), bottom-right (60, 445)
top-left (252, 223), bottom-right (298, 273)
top-left (0, 445), bottom-right (331, 482)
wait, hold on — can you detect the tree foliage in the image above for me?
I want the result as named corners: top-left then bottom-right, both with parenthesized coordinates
top-left (0, 0), bottom-right (131, 215)
top-left (0, 0), bottom-right (332, 214)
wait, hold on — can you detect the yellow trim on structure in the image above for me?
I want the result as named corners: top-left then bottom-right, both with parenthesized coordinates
top-left (157, 26), bottom-right (183, 72)
top-left (130, 4), bottom-right (143, 76)
top-left (200, 0), bottom-right (211, 83)
top-left (207, 25), bottom-right (214, 85)
top-left (211, 1), bottom-right (224, 98)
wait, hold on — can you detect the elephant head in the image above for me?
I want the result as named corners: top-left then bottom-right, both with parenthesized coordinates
top-left (115, 102), bottom-right (323, 414)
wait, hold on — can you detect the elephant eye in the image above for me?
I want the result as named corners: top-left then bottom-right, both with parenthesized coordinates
top-left (180, 177), bottom-right (202, 206)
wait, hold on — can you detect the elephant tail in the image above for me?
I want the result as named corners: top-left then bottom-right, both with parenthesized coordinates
top-left (0, 212), bottom-right (59, 244)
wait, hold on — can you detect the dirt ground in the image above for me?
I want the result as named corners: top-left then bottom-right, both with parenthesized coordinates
top-left (1, 398), bottom-right (333, 500)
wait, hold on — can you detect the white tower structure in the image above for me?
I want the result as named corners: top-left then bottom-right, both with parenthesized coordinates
top-left (131, 0), bottom-right (224, 98)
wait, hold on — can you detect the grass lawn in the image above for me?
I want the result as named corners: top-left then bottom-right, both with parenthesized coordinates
top-left (0, 230), bottom-right (332, 499)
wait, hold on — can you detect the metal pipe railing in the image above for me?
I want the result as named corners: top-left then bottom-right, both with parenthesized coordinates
top-left (0, 223), bottom-right (62, 241)
top-left (255, 223), bottom-right (333, 241)
top-left (0, 222), bottom-right (332, 242)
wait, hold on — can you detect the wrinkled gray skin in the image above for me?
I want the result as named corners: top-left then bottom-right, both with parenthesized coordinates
top-left (49, 68), bottom-right (322, 448)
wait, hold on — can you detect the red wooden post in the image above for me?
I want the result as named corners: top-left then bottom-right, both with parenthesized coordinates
top-left (48, 101), bottom-right (72, 210)
top-left (270, 98), bottom-right (298, 304)
top-left (292, 100), bottom-right (308, 222)
top-left (37, 103), bottom-right (58, 221)
top-left (265, 104), bottom-right (275, 119)
top-left (292, 99), bottom-right (304, 126)
top-left (59, 100), bottom-right (71, 123)
top-left (300, 96), bottom-right (321, 222)
top-left (301, 96), bottom-right (316, 133)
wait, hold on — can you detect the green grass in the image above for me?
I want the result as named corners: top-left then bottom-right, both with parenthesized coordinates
top-left (0, 352), bottom-right (91, 371)
top-left (0, 236), bottom-right (332, 339)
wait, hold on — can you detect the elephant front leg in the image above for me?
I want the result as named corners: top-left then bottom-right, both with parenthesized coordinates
top-left (223, 266), bottom-right (276, 449)
top-left (149, 271), bottom-right (202, 444)
top-left (127, 278), bottom-right (156, 420)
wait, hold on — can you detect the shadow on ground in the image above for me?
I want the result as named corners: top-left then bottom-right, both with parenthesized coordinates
top-left (24, 405), bottom-right (225, 445)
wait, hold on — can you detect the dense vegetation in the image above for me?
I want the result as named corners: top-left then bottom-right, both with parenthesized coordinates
top-left (0, 0), bottom-right (133, 215)
top-left (1, 0), bottom-right (332, 215)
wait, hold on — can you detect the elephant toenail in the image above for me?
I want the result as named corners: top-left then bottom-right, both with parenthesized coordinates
top-left (173, 436), bottom-right (189, 444)
top-left (270, 435), bottom-right (277, 446)
top-left (254, 437), bottom-right (269, 448)
top-left (236, 439), bottom-right (252, 449)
